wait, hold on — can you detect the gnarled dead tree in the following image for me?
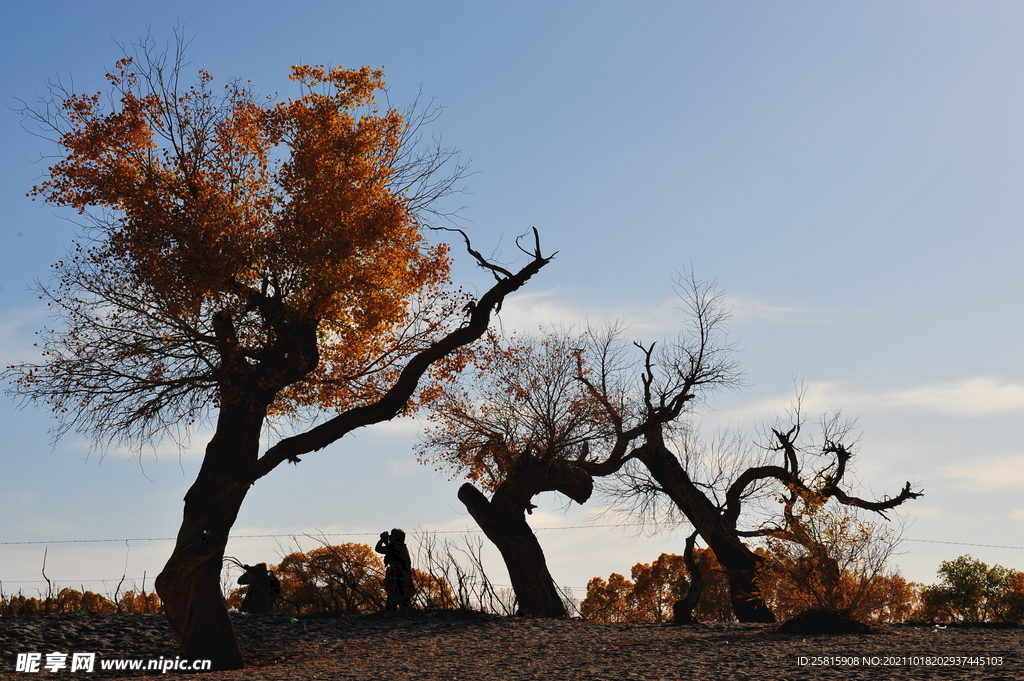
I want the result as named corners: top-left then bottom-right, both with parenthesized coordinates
top-left (731, 410), bottom-right (918, 620)
top-left (578, 273), bottom-right (922, 623)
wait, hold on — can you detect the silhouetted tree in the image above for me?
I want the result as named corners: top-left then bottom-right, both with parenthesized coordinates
top-left (576, 273), bottom-right (922, 622)
top-left (754, 496), bottom-right (909, 623)
top-left (671, 532), bottom-right (705, 624)
top-left (418, 328), bottom-right (638, 616)
top-left (6, 35), bottom-right (551, 668)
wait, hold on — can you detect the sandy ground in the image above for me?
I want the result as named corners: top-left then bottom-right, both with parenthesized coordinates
top-left (1, 611), bottom-right (1021, 680)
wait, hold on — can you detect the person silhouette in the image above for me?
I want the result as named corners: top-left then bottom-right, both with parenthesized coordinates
top-left (237, 563), bottom-right (281, 614)
top-left (375, 528), bottom-right (415, 610)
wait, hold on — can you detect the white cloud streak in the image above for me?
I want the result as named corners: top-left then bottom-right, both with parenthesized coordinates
top-left (886, 379), bottom-right (1024, 415)
top-left (493, 289), bottom-right (801, 340)
top-left (722, 295), bottom-right (800, 323)
top-left (0, 306), bottom-right (48, 367)
top-left (718, 377), bottom-right (1024, 426)
top-left (943, 455), bottom-right (1024, 492)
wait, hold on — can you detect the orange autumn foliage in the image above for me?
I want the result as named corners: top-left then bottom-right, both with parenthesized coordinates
top-left (581, 550), bottom-right (733, 623)
top-left (36, 61), bottom-right (441, 324)
top-left (0, 587), bottom-right (160, 616)
top-left (267, 544), bottom-right (387, 615)
top-left (754, 500), bottom-right (917, 624)
top-left (19, 55), bottom-right (464, 442)
top-left (583, 542), bottom-right (920, 625)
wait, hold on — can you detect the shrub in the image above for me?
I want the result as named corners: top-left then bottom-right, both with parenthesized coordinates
top-left (916, 555), bottom-right (1021, 623)
top-left (755, 503), bottom-right (913, 624)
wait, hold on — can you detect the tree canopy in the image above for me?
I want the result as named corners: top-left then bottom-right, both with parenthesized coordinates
top-left (14, 46), bottom-right (467, 449)
top-left (418, 328), bottom-right (624, 491)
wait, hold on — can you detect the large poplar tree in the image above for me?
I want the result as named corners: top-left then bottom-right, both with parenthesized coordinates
top-left (7, 39), bottom-right (551, 668)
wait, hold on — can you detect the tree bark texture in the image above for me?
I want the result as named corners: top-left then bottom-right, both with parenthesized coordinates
top-left (155, 401), bottom-right (266, 670)
top-left (636, 443), bottom-right (777, 623)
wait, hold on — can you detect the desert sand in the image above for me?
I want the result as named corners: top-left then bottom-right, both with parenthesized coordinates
top-left (1, 610), bottom-right (1021, 680)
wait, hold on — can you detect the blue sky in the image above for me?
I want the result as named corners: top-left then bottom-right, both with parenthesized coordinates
top-left (2, 1), bottom-right (1023, 604)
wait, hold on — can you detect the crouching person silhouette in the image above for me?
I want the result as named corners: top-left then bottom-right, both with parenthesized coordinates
top-left (375, 528), bottom-right (416, 610)
top-left (237, 563), bottom-right (281, 614)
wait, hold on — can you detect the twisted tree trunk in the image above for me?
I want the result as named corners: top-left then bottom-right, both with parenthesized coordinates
top-left (458, 483), bottom-right (567, 617)
top-left (155, 401), bottom-right (266, 670)
top-left (636, 442), bottom-right (776, 623)
top-left (456, 458), bottom-right (593, 617)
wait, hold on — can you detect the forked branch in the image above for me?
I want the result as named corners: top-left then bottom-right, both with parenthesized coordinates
top-left (251, 234), bottom-right (553, 480)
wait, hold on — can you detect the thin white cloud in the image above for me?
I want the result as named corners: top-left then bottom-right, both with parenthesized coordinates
top-left (886, 378), bottom-right (1024, 415)
top-left (943, 455), bottom-right (1024, 491)
top-left (717, 377), bottom-right (1024, 426)
top-left (386, 459), bottom-right (421, 477)
top-left (492, 289), bottom-right (592, 334)
top-left (711, 381), bottom-right (851, 426)
top-left (79, 426), bottom-right (211, 462)
top-left (494, 289), bottom-right (709, 339)
top-left (723, 295), bottom-right (799, 323)
top-left (907, 506), bottom-right (958, 521)
top-left (1010, 509), bottom-right (1024, 522)
top-left (359, 416), bottom-right (427, 439)
top-left (0, 490), bottom-right (77, 539)
top-left (0, 306), bottom-right (48, 367)
top-left (495, 288), bottom-right (813, 345)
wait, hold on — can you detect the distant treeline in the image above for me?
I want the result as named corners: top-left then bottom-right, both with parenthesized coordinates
top-left (4, 545), bottom-right (1022, 624)
top-left (583, 549), bottom-right (1024, 625)
top-left (0, 587), bottom-right (159, 617)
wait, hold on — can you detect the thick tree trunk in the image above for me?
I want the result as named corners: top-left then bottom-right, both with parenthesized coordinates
top-left (458, 483), bottom-right (567, 618)
top-left (723, 563), bottom-right (776, 623)
top-left (155, 402), bottom-right (264, 670)
top-left (155, 481), bottom-right (247, 669)
top-left (636, 443), bottom-right (776, 623)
